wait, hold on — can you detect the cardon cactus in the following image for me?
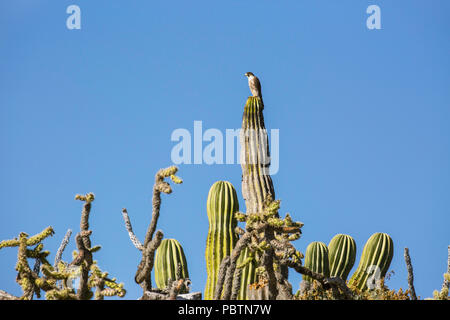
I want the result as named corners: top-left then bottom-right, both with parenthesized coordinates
top-left (328, 234), bottom-right (357, 281)
top-left (349, 232), bottom-right (394, 291)
top-left (303, 241), bottom-right (330, 283)
top-left (240, 96), bottom-right (275, 215)
top-left (204, 181), bottom-right (239, 300)
top-left (154, 238), bottom-right (189, 293)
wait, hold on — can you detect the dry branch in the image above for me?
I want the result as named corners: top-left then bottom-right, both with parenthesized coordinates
top-left (404, 247), bottom-right (417, 300)
top-left (54, 229), bottom-right (72, 267)
top-left (122, 166), bottom-right (182, 296)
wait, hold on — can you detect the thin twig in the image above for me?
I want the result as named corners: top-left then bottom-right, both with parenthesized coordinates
top-left (121, 209), bottom-right (144, 251)
top-left (54, 229), bottom-right (72, 267)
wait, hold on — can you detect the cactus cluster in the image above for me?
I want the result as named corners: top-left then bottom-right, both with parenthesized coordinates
top-left (302, 232), bottom-right (394, 294)
top-left (2, 83), bottom-right (445, 302)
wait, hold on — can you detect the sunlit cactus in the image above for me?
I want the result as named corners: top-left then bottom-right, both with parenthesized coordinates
top-left (328, 234), bottom-right (356, 281)
top-left (236, 247), bottom-right (256, 300)
top-left (204, 181), bottom-right (239, 300)
top-left (154, 238), bottom-right (189, 293)
top-left (303, 241), bottom-right (330, 283)
top-left (240, 96), bottom-right (275, 215)
top-left (349, 232), bottom-right (394, 291)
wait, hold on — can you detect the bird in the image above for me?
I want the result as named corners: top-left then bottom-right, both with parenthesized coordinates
top-left (244, 72), bottom-right (263, 105)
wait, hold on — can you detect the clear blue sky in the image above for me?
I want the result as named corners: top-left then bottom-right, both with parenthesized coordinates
top-left (1, 1), bottom-right (449, 299)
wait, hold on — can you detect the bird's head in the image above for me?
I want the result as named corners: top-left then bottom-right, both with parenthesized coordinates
top-left (245, 72), bottom-right (255, 78)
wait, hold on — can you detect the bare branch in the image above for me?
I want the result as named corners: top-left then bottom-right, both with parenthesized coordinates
top-left (135, 230), bottom-right (163, 291)
top-left (288, 260), bottom-right (353, 299)
top-left (121, 209), bottom-right (144, 251)
top-left (143, 167), bottom-right (179, 248)
top-left (54, 229), bottom-right (72, 267)
top-left (404, 248), bottom-right (417, 300)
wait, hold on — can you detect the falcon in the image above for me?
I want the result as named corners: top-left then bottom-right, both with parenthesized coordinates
top-left (245, 72), bottom-right (263, 105)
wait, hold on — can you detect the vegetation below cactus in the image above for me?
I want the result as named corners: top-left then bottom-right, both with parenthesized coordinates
top-left (295, 279), bottom-right (411, 300)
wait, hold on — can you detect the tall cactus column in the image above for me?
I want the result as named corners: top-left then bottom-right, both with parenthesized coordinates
top-left (240, 96), bottom-right (278, 299)
top-left (204, 181), bottom-right (239, 300)
top-left (240, 97), bottom-right (275, 215)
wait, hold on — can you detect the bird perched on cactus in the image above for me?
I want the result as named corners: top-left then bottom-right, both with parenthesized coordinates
top-left (245, 72), bottom-right (263, 105)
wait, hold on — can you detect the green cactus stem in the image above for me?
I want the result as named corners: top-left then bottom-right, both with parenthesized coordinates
top-left (204, 181), bottom-right (239, 300)
top-left (328, 234), bottom-right (356, 281)
top-left (303, 241), bottom-right (330, 283)
top-left (240, 96), bottom-right (275, 215)
top-left (236, 247), bottom-right (256, 300)
top-left (349, 232), bottom-right (394, 291)
top-left (154, 239), bottom-right (189, 293)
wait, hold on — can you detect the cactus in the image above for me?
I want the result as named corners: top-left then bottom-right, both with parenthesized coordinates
top-left (204, 181), bottom-right (239, 300)
top-left (303, 241), bottom-right (330, 283)
top-left (349, 232), bottom-right (394, 291)
top-left (240, 96), bottom-right (275, 215)
top-left (328, 234), bottom-right (356, 281)
top-left (237, 247), bottom-right (257, 300)
top-left (154, 239), bottom-right (189, 293)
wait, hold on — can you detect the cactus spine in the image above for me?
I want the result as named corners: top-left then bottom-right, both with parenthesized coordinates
top-left (328, 234), bottom-right (357, 281)
top-left (204, 181), bottom-right (239, 300)
top-left (240, 96), bottom-right (275, 215)
top-left (303, 241), bottom-right (330, 283)
top-left (349, 232), bottom-right (394, 290)
top-left (154, 239), bottom-right (189, 293)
